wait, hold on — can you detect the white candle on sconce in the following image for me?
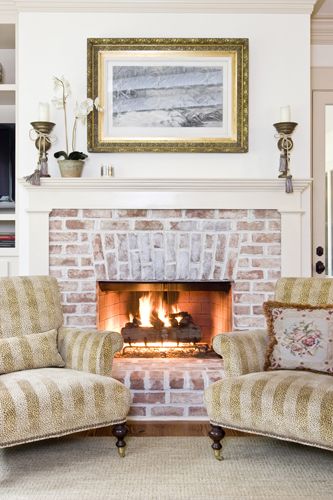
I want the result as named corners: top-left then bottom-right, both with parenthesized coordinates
top-left (39, 102), bottom-right (50, 122)
top-left (280, 105), bottom-right (291, 122)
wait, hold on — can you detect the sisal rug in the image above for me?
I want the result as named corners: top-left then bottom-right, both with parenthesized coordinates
top-left (0, 436), bottom-right (332, 499)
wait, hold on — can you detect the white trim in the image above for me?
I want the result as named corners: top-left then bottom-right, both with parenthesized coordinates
top-left (311, 17), bottom-right (333, 45)
top-left (0, 0), bottom-right (317, 14)
top-left (18, 177), bottom-right (311, 193)
top-left (0, 84), bottom-right (16, 92)
top-left (0, 11), bottom-right (17, 22)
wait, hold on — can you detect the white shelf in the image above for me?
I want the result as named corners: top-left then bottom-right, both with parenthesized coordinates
top-left (0, 248), bottom-right (17, 257)
top-left (19, 177), bottom-right (312, 193)
top-left (0, 214), bottom-right (15, 221)
top-left (0, 84), bottom-right (16, 92)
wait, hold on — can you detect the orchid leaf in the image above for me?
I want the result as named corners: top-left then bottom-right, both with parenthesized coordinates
top-left (54, 151), bottom-right (68, 159)
top-left (68, 151), bottom-right (88, 160)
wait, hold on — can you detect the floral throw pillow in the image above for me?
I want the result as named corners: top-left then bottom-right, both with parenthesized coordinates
top-left (263, 301), bottom-right (333, 374)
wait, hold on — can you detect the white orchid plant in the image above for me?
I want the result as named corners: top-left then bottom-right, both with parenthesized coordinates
top-left (52, 76), bottom-right (101, 161)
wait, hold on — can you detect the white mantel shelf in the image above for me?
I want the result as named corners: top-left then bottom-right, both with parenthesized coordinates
top-left (18, 177), bottom-right (312, 212)
top-left (19, 177), bottom-right (311, 192)
top-left (18, 176), bottom-right (312, 214)
top-left (0, 0), bottom-right (317, 15)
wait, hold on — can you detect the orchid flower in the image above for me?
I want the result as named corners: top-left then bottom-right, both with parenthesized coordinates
top-left (52, 76), bottom-right (102, 156)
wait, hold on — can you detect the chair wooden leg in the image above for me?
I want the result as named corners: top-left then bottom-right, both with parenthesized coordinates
top-left (112, 422), bottom-right (128, 458)
top-left (208, 424), bottom-right (226, 461)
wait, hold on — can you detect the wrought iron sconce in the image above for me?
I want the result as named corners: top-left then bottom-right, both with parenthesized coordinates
top-left (273, 121), bottom-right (298, 193)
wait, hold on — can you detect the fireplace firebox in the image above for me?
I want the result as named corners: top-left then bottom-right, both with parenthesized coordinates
top-left (97, 281), bottom-right (232, 352)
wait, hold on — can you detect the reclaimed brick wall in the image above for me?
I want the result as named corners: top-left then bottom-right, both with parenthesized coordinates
top-left (49, 209), bottom-right (281, 330)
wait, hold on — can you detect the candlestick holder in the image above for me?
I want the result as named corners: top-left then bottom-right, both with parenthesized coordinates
top-left (25, 121), bottom-right (56, 186)
top-left (30, 121), bottom-right (56, 177)
top-left (273, 121), bottom-right (298, 193)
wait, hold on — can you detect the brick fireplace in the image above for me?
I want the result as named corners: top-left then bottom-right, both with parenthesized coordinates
top-left (49, 208), bottom-right (281, 331)
top-left (19, 177), bottom-right (311, 419)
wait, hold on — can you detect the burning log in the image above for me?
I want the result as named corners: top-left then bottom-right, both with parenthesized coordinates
top-left (122, 327), bottom-right (168, 344)
top-left (121, 310), bottom-right (202, 344)
top-left (121, 325), bottom-right (201, 344)
top-left (170, 311), bottom-right (195, 328)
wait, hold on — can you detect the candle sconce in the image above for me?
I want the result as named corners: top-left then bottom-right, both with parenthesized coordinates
top-left (273, 121), bottom-right (298, 193)
top-left (25, 121), bottom-right (56, 185)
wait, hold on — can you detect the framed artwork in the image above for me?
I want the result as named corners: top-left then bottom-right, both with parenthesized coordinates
top-left (87, 38), bottom-right (248, 153)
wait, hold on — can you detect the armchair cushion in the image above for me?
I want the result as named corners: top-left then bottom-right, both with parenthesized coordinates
top-left (57, 327), bottom-right (123, 376)
top-left (212, 330), bottom-right (267, 377)
top-left (0, 329), bottom-right (64, 374)
top-left (0, 367), bottom-right (131, 447)
top-left (275, 277), bottom-right (333, 306)
top-left (263, 301), bottom-right (333, 375)
top-left (0, 276), bottom-right (63, 338)
top-left (204, 369), bottom-right (333, 451)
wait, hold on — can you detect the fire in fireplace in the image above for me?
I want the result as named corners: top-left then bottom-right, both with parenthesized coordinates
top-left (121, 292), bottom-right (202, 345)
top-left (97, 281), bottom-right (232, 352)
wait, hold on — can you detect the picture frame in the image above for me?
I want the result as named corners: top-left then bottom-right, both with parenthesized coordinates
top-left (87, 38), bottom-right (248, 153)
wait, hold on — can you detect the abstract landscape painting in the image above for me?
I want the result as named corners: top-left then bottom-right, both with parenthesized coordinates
top-left (112, 66), bottom-right (223, 128)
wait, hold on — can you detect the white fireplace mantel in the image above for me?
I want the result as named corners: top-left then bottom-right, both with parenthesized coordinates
top-left (18, 177), bottom-right (312, 277)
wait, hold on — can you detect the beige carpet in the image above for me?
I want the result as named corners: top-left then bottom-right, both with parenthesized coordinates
top-left (0, 436), bottom-right (332, 499)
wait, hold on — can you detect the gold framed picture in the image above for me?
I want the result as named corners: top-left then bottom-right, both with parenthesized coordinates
top-left (87, 38), bottom-right (248, 153)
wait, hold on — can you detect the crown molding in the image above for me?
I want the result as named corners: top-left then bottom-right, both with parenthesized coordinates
top-left (0, 1), bottom-right (17, 22)
top-left (0, 0), bottom-right (317, 15)
top-left (311, 16), bottom-right (333, 44)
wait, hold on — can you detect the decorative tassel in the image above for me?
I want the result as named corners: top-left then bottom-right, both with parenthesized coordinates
top-left (279, 153), bottom-right (287, 174)
top-left (24, 168), bottom-right (41, 186)
top-left (285, 175), bottom-right (293, 193)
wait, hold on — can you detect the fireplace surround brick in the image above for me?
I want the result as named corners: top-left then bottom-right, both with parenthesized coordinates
top-left (112, 358), bottom-right (225, 419)
top-left (49, 208), bottom-right (281, 331)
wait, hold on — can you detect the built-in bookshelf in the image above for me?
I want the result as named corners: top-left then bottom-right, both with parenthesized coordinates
top-left (0, 23), bottom-right (17, 274)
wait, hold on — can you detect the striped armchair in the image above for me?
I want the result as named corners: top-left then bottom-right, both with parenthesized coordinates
top-left (205, 278), bottom-right (333, 460)
top-left (0, 276), bottom-right (131, 456)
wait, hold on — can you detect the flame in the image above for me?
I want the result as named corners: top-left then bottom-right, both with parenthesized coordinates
top-left (157, 302), bottom-right (171, 327)
top-left (139, 294), bottom-right (153, 327)
top-left (128, 294), bottom-right (182, 328)
top-left (172, 306), bottom-right (182, 325)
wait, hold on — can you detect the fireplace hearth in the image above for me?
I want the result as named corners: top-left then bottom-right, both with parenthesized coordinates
top-left (97, 280), bottom-right (232, 355)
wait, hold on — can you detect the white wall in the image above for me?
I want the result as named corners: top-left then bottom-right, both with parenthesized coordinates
top-left (18, 12), bottom-right (311, 179)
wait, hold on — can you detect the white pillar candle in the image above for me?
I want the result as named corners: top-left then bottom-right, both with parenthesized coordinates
top-left (39, 102), bottom-right (50, 122)
top-left (280, 105), bottom-right (291, 122)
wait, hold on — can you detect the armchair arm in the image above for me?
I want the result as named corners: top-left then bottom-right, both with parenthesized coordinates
top-left (57, 327), bottom-right (123, 376)
top-left (212, 330), bottom-right (268, 377)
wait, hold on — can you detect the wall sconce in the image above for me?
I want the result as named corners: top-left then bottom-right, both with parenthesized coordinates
top-left (273, 106), bottom-right (298, 193)
top-left (25, 103), bottom-right (56, 185)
